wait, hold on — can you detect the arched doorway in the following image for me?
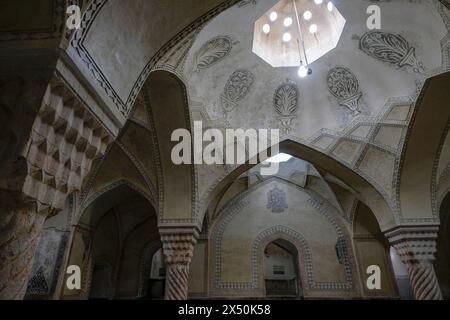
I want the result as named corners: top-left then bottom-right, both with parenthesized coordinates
top-left (139, 244), bottom-right (167, 300)
top-left (436, 193), bottom-right (450, 299)
top-left (263, 239), bottom-right (302, 299)
top-left (60, 183), bottom-right (160, 300)
top-left (146, 249), bottom-right (166, 300)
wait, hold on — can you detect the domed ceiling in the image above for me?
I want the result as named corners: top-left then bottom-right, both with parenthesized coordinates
top-left (176, 0), bottom-right (449, 222)
top-left (183, 0), bottom-right (446, 139)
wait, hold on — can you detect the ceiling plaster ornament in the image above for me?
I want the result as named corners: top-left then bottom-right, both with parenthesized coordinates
top-left (327, 67), bottom-right (362, 115)
top-left (359, 31), bottom-right (425, 73)
top-left (220, 69), bottom-right (255, 113)
top-left (274, 80), bottom-right (299, 134)
top-left (194, 35), bottom-right (237, 72)
top-left (266, 185), bottom-right (288, 213)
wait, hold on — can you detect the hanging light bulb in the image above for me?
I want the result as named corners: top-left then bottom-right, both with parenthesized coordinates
top-left (314, 0), bottom-right (323, 4)
top-left (263, 24), bottom-right (271, 34)
top-left (298, 64), bottom-right (308, 78)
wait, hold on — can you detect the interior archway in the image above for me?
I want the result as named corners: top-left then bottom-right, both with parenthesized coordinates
top-left (60, 183), bottom-right (159, 300)
top-left (200, 140), bottom-right (396, 233)
top-left (1, 0), bottom-right (449, 303)
top-left (398, 72), bottom-right (450, 222)
top-left (143, 70), bottom-right (195, 223)
top-left (203, 155), bottom-right (358, 299)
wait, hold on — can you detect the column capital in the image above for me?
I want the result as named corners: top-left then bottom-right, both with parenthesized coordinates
top-left (385, 225), bottom-right (443, 300)
top-left (385, 225), bottom-right (439, 263)
top-left (159, 227), bottom-right (199, 265)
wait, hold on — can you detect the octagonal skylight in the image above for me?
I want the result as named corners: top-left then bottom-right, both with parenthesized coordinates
top-left (253, 0), bottom-right (346, 68)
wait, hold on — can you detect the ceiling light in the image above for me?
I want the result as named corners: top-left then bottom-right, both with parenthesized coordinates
top-left (309, 24), bottom-right (318, 33)
top-left (284, 17), bottom-right (293, 27)
top-left (303, 11), bottom-right (312, 20)
top-left (253, 0), bottom-right (347, 76)
top-left (327, 2), bottom-right (334, 12)
top-left (283, 32), bottom-right (292, 42)
top-left (270, 11), bottom-right (278, 22)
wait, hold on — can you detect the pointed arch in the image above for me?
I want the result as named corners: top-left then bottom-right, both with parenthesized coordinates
top-left (143, 70), bottom-right (196, 223)
top-left (199, 139), bottom-right (396, 232)
top-left (397, 71), bottom-right (450, 222)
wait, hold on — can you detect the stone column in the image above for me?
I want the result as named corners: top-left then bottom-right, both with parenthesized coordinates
top-left (0, 72), bottom-right (113, 300)
top-left (386, 226), bottom-right (443, 300)
top-left (0, 194), bottom-right (50, 300)
top-left (160, 227), bottom-right (198, 300)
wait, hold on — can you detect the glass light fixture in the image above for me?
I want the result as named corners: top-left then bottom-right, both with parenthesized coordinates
top-left (270, 11), bottom-right (278, 22)
top-left (309, 24), bottom-right (318, 34)
top-left (284, 17), bottom-right (293, 27)
top-left (283, 32), bottom-right (292, 42)
top-left (254, 0), bottom-right (342, 77)
top-left (303, 10), bottom-right (312, 20)
top-left (327, 1), bottom-right (333, 11)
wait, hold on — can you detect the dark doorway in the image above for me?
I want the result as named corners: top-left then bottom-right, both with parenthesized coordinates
top-left (264, 239), bottom-right (302, 299)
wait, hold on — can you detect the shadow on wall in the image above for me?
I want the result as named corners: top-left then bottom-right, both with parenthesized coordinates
top-left (436, 193), bottom-right (450, 299)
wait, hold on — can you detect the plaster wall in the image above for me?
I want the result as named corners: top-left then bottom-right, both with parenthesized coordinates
top-left (209, 178), bottom-right (357, 298)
